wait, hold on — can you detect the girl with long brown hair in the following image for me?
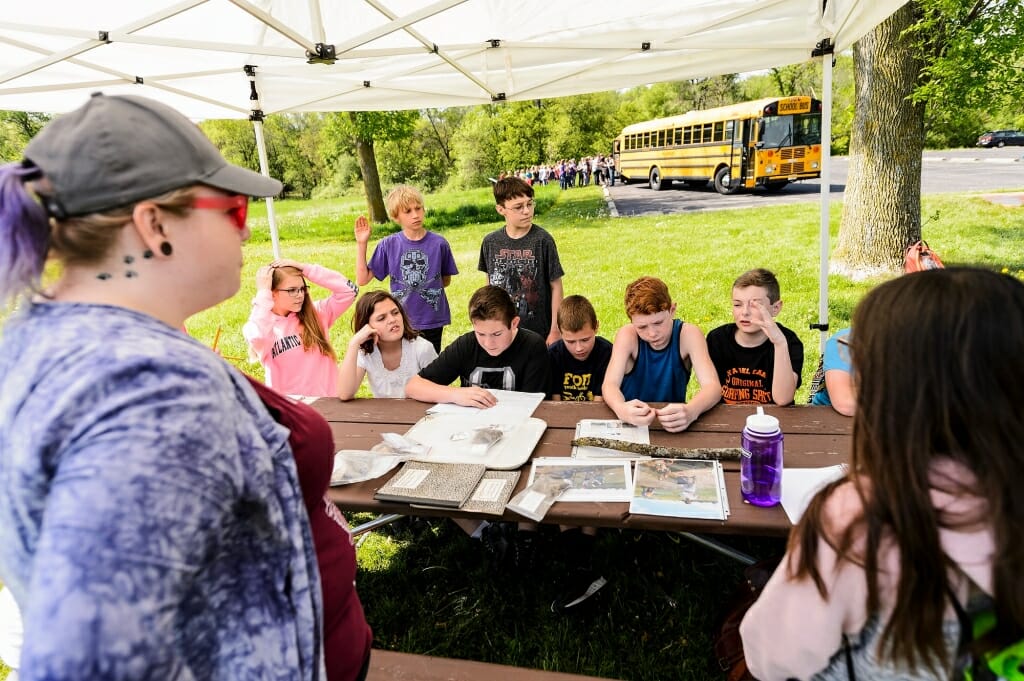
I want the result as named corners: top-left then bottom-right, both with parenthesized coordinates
top-left (244, 258), bottom-right (357, 396)
top-left (337, 290), bottom-right (437, 399)
top-left (741, 267), bottom-right (1024, 680)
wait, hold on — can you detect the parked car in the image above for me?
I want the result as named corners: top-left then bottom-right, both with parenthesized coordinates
top-left (976, 130), bottom-right (1024, 148)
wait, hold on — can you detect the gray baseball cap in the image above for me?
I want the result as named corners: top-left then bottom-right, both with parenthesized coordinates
top-left (24, 92), bottom-right (282, 218)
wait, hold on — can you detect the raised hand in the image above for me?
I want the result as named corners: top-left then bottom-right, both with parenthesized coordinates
top-left (255, 265), bottom-right (274, 290)
top-left (750, 299), bottom-right (786, 345)
top-left (354, 215), bottom-right (371, 245)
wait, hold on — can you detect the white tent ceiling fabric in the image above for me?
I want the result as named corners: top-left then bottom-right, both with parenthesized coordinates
top-left (0, 0), bottom-right (909, 118)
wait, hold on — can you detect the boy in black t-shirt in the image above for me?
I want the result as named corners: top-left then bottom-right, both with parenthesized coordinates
top-left (548, 295), bottom-right (613, 401)
top-left (406, 285), bottom-right (551, 564)
top-left (406, 285), bottom-right (550, 406)
top-left (706, 268), bottom-right (804, 405)
top-left (478, 177), bottom-right (565, 345)
top-left (546, 295), bottom-right (612, 612)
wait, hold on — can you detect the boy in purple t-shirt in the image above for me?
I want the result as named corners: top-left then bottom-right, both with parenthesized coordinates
top-left (354, 185), bottom-right (459, 353)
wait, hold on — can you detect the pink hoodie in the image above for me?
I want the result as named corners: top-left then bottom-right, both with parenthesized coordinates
top-left (243, 264), bottom-right (357, 397)
top-left (740, 459), bottom-right (993, 681)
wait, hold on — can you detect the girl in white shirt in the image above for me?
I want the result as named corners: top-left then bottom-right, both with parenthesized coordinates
top-left (338, 291), bottom-right (437, 399)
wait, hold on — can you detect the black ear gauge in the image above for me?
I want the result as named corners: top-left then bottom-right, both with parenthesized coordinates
top-left (159, 242), bottom-right (173, 256)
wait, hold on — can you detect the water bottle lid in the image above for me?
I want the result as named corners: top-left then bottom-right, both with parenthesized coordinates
top-left (745, 406), bottom-right (780, 434)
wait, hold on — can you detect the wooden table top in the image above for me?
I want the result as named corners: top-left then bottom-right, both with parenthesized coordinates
top-left (316, 399), bottom-right (852, 537)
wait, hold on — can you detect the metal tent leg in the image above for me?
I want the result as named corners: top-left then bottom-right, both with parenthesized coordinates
top-left (677, 532), bottom-right (756, 566)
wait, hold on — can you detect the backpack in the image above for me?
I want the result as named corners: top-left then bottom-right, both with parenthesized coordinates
top-left (904, 240), bottom-right (945, 273)
top-left (949, 587), bottom-right (1024, 681)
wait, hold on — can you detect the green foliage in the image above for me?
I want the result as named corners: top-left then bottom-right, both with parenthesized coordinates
top-left (200, 114), bottom-right (329, 199)
top-left (909, 0), bottom-right (1024, 113)
top-left (0, 111), bottom-right (50, 161)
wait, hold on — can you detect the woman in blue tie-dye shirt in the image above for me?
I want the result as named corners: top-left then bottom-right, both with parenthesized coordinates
top-left (0, 94), bottom-right (324, 680)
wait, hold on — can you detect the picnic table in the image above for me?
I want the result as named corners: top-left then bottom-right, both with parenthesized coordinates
top-left (317, 399), bottom-right (851, 540)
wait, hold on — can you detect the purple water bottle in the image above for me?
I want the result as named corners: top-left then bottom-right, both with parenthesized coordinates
top-left (740, 406), bottom-right (783, 507)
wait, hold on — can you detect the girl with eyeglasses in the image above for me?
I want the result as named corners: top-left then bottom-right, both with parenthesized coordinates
top-left (244, 258), bottom-right (358, 397)
top-left (337, 290), bottom-right (437, 400)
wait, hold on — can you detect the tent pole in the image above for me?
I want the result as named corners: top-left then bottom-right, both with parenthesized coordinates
top-left (245, 65), bottom-right (280, 258)
top-left (252, 118), bottom-right (280, 258)
top-left (817, 46), bottom-right (834, 355)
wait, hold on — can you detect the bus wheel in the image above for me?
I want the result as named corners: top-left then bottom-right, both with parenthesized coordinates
top-left (764, 180), bottom-right (789, 192)
top-left (713, 166), bottom-right (740, 195)
top-left (649, 167), bottom-right (665, 191)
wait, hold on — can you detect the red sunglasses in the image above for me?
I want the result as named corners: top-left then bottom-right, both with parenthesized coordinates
top-left (191, 195), bottom-right (249, 231)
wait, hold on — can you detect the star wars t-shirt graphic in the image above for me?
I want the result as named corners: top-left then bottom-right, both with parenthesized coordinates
top-left (468, 365), bottom-right (516, 390)
top-left (488, 251), bottom-right (541, 324)
top-left (395, 247), bottom-right (444, 311)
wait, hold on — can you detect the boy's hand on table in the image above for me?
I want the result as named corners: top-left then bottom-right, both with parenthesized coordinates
top-left (656, 403), bottom-right (694, 433)
top-left (453, 387), bottom-right (498, 408)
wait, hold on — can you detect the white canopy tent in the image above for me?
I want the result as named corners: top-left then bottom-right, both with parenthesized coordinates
top-left (0, 0), bottom-right (910, 342)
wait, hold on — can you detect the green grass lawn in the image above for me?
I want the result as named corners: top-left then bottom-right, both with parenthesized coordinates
top-left (3, 183), bottom-right (1020, 679)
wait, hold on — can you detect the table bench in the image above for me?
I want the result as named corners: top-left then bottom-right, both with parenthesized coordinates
top-left (367, 649), bottom-right (621, 681)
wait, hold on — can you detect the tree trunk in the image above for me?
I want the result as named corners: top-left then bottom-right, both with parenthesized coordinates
top-left (354, 136), bottom-right (388, 224)
top-left (833, 3), bottom-right (925, 276)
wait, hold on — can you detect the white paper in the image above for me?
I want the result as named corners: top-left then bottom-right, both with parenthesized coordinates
top-left (391, 467), bottom-right (431, 489)
top-left (572, 419), bottom-right (651, 459)
top-left (780, 465), bottom-right (848, 524)
top-left (470, 478), bottom-right (507, 502)
top-left (426, 389), bottom-right (544, 425)
top-left (519, 490), bottom-right (547, 512)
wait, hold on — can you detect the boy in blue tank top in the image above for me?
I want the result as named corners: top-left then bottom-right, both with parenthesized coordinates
top-left (602, 276), bottom-right (721, 432)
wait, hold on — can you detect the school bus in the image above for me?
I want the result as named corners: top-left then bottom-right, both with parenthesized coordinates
top-left (612, 96), bottom-right (823, 194)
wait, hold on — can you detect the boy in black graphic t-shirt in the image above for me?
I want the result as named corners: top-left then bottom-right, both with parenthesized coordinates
top-left (479, 177), bottom-right (565, 345)
top-left (706, 268), bottom-right (803, 405)
top-left (548, 295), bottom-right (612, 401)
top-left (406, 285), bottom-right (549, 406)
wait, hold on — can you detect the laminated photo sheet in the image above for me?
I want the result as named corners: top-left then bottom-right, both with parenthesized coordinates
top-left (629, 459), bottom-right (729, 521)
top-left (526, 458), bottom-right (634, 503)
top-left (571, 419), bottom-right (651, 459)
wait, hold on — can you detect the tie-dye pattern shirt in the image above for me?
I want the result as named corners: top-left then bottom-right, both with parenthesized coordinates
top-left (0, 302), bottom-right (324, 680)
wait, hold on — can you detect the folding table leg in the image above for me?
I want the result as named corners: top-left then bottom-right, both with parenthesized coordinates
top-left (677, 532), bottom-right (756, 566)
top-left (350, 513), bottom-right (404, 537)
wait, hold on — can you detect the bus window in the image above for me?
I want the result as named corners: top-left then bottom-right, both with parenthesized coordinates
top-left (643, 132), bottom-right (649, 148)
top-left (793, 114), bottom-right (822, 145)
top-left (683, 127), bottom-right (692, 145)
top-left (657, 130), bottom-right (665, 147)
top-left (702, 123), bottom-right (713, 143)
top-left (725, 120), bottom-right (735, 140)
top-left (674, 128), bottom-right (682, 145)
top-left (713, 122), bottom-right (724, 142)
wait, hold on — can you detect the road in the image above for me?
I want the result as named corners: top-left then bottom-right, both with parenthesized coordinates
top-left (607, 147), bottom-right (1024, 216)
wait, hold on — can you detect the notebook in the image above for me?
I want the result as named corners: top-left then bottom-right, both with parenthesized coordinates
top-left (373, 460), bottom-right (487, 508)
